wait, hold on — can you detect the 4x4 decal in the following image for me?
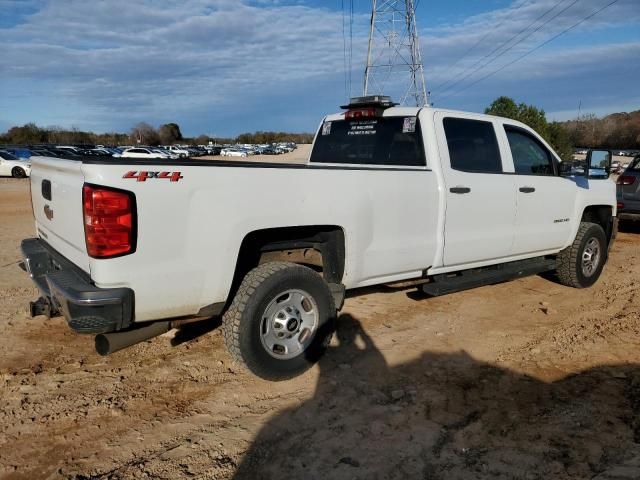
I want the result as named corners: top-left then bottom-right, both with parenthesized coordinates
top-left (123, 171), bottom-right (183, 182)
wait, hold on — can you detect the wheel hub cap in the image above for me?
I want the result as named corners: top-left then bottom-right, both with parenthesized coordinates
top-left (581, 237), bottom-right (601, 277)
top-left (260, 289), bottom-right (319, 360)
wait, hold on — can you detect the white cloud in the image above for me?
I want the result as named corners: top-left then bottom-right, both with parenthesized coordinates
top-left (0, 0), bottom-right (637, 133)
top-left (0, 0), bottom-right (357, 131)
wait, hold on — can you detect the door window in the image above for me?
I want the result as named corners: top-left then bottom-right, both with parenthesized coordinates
top-left (443, 117), bottom-right (502, 173)
top-left (505, 127), bottom-right (555, 175)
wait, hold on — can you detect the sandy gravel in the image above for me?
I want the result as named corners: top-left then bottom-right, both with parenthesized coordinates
top-left (1, 176), bottom-right (640, 480)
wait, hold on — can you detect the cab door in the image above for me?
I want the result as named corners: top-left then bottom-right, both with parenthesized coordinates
top-left (435, 113), bottom-right (517, 268)
top-left (498, 124), bottom-right (575, 255)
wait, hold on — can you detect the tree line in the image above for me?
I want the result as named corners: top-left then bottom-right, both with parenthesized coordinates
top-left (3, 101), bottom-right (639, 155)
top-left (0, 121), bottom-right (315, 147)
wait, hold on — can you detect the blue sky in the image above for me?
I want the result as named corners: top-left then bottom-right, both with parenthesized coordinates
top-left (0, 0), bottom-right (638, 137)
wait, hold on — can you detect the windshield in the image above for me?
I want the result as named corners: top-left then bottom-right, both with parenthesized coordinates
top-left (0, 151), bottom-right (19, 160)
top-left (310, 116), bottom-right (425, 167)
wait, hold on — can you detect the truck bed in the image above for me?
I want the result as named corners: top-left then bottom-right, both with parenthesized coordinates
top-left (29, 154), bottom-right (440, 322)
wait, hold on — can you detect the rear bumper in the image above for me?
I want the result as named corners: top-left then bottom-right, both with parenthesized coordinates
top-left (21, 238), bottom-right (133, 334)
top-left (618, 211), bottom-right (640, 221)
top-left (617, 195), bottom-right (640, 220)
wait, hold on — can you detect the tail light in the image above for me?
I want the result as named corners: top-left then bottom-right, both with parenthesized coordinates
top-left (345, 107), bottom-right (377, 119)
top-left (83, 184), bottom-right (136, 258)
top-left (618, 201), bottom-right (625, 209)
top-left (617, 175), bottom-right (636, 185)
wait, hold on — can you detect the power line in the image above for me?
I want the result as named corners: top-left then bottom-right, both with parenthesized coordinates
top-left (435, 0), bottom-right (575, 94)
top-left (438, 0), bottom-right (621, 101)
top-left (430, 2), bottom-right (525, 91)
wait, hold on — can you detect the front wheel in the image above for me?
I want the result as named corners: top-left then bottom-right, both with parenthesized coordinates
top-left (222, 262), bottom-right (336, 380)
top-left (11, 167), bottom-right (26, 178)
top-left (556, 221), bottom-right (607, 288)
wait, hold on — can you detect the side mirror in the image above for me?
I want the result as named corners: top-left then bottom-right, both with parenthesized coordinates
top-left (586, 149), bottom-right (611, 179)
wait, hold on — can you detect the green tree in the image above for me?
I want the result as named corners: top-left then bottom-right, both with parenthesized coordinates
top-left (547, 121), bottom-right (573, 161)
top-left (484, 96), bottom-right (519, 120)
top-left (485, 96), bottom-right (573, 160)
top-left (158, 123), bottom-right (183, 145)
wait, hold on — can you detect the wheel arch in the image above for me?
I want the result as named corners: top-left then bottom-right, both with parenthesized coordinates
top-left (227, 225), bottom-right (346, 307)
top-left (581, 205), bottom-right (614, 245)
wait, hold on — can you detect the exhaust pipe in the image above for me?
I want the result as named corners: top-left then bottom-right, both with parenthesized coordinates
top-left (95, 321), bottom-right (171, 356)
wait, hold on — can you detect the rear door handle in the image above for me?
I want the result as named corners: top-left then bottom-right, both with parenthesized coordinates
top-left (519, 187), bottom-right (535, 193)
top-left (450, 186), bottom-right (471, 194)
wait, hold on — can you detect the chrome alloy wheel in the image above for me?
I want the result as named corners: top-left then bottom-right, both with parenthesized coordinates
top-left (260, 289), bottom-right (319, 360)
top-left (582, 237), bottom-right (601, 277)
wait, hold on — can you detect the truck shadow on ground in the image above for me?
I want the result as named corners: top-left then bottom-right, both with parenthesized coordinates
top-left (232, 314), bottom-right (640, 480)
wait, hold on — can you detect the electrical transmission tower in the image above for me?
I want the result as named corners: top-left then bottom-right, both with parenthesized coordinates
top-left (363, 0), bottom-right (428, 106)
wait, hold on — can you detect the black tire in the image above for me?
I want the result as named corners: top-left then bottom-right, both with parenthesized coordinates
top-left (222, 262), bottom-right (336, 381)
top-left (11, 167), bottom-right (26, 178)
top-left (556, 221), bottom-right (607, 288)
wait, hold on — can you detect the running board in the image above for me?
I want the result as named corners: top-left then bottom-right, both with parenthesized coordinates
top-left (421, 257), bottom-right (557, 297)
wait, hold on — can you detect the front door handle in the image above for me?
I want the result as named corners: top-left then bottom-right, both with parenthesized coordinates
top-left (450, 186), bottom-right (471, 194)
top-left (519, 187), bottom-right (536, 193)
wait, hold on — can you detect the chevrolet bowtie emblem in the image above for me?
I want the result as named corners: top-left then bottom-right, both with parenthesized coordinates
top-left (44, 205), bottom-right (54, 221)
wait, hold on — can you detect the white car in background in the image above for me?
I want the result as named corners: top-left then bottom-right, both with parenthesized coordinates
top-left (152, 148), bottom-right (179, 160)
top-left (0, 150), bottom-right (31, 177)
top-left (121, 148), bottom-right (171, 159)
top-left (221, 148), bottom-right (248, 157)
top-left (166, 146), bottom-right (190, 158)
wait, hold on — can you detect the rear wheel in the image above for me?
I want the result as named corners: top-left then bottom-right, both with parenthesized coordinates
top-left (11, 167), bottom-right (26, 178)
top-left (556, 221), bottom-right (607, 288)
top-left (222, 262), bottom-right (336, 380)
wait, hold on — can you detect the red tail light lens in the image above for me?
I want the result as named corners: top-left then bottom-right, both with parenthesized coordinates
top-left (618, 201), bottom-right (625, 209)
top-left (617, 175), bottom-right (636, 185)
top-left (83, 184), bottom-right (136, 258)
top-left (345, 107), bottom-right (377, 119)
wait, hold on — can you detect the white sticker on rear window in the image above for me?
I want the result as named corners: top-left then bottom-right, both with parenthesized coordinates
top-left (403, 117), bottom-right (416, 133)
top-left (322, 122), bottom-right (332, 136)
top-left (347, 120), bottom-right (377, 136)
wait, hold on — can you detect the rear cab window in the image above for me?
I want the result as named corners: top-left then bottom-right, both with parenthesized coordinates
top-left (310, 116), bottom-right (425, 167)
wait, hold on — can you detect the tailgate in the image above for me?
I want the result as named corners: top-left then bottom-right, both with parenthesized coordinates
top-left (30, 156), bottom-right (90, 273)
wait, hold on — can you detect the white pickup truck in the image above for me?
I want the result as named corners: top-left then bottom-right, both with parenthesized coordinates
top-left (21, 96), bottom-right (617, 380)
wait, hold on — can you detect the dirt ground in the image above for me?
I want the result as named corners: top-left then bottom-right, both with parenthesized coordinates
top-left (2, 176), bottom-right (640, 480)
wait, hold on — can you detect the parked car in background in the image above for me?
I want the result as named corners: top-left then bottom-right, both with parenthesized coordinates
top-left (221, 147), bottom-right (248, 157)
top-left (79, 148), bottom-right (113, 157)
top-left (0, 150), bottom-right (31, 177)
top-left (206, 146), bottom-right (222, 155)
top-left (165, 146), bottom-right (190, 158)
top-left (617, 156), bottom-right (640, 221)
top-left (262, 146), bottom-right (278, 155)
top-left (4, 147), bottom-right (33, 159)
top-left (29, 149), bottom-right (60, 158)
top-left (56, 146), bottom-right (82, 154)
top-left (121, 147), bottom-right (171, 159)
top-left (49, 148), bottom-right (83, 158)
top-left (151, 148), bottom-right (178, 159)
